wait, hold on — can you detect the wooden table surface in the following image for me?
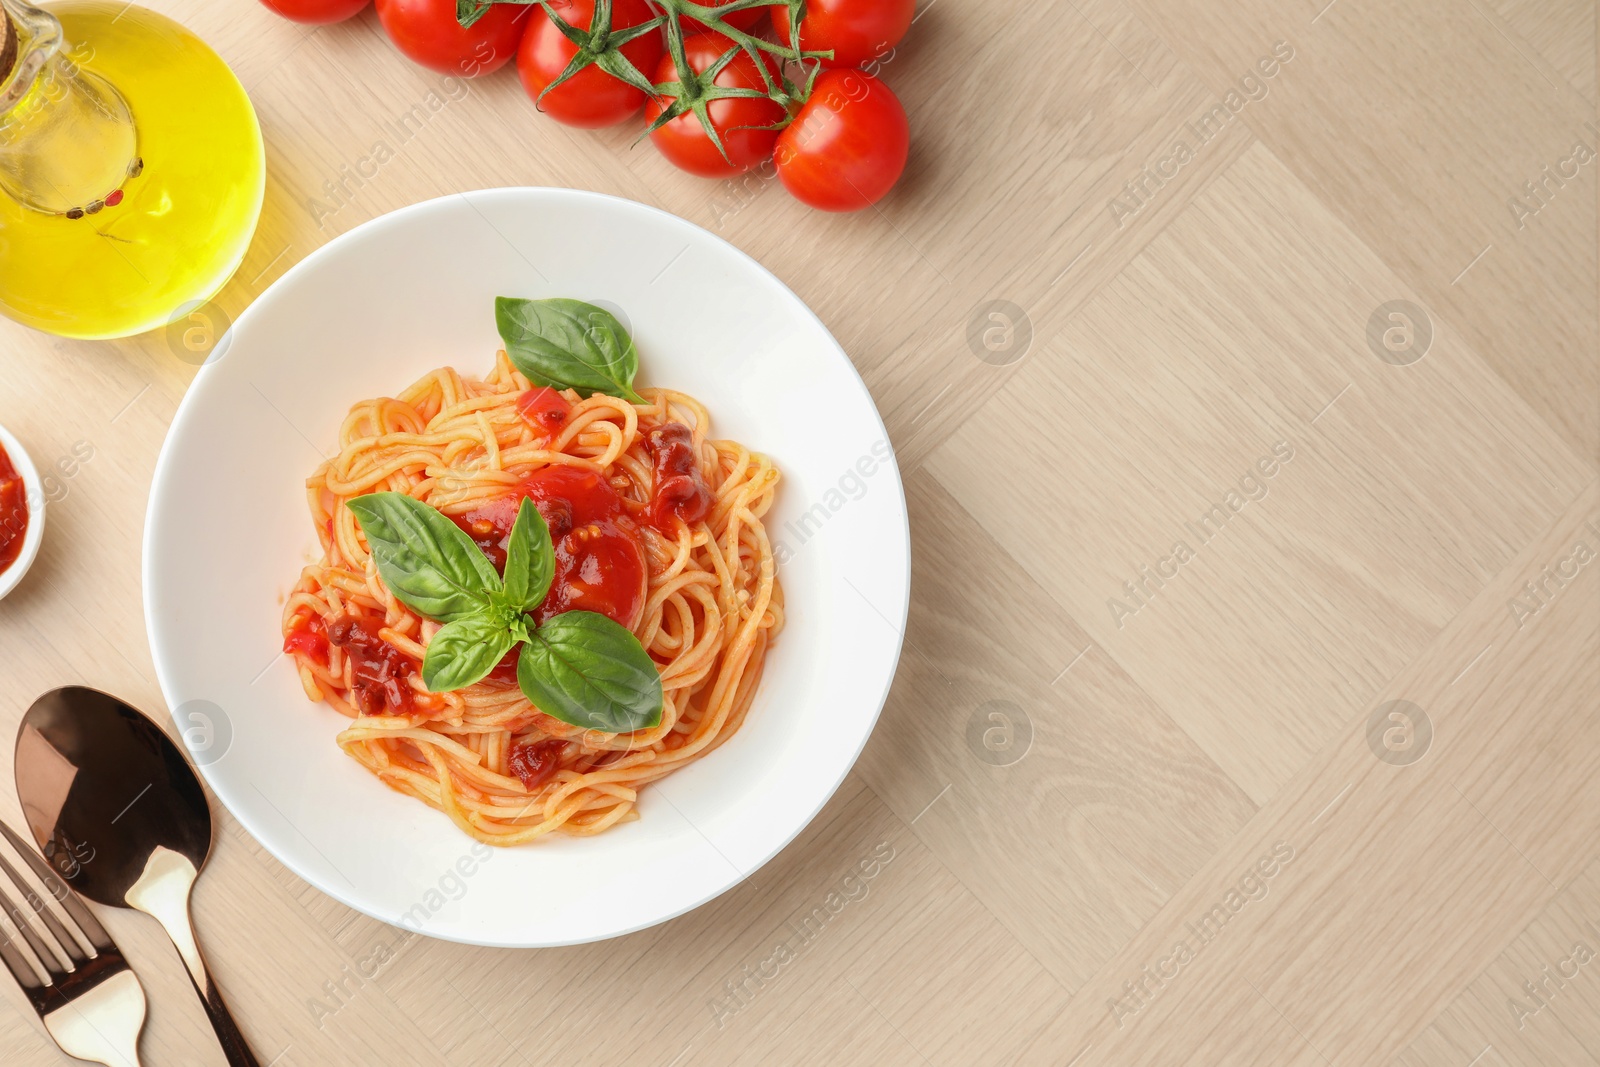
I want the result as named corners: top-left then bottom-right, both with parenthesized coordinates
top-left (2, 0), bottom-right (1598, 1063)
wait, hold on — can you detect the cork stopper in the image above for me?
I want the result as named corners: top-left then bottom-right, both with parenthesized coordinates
top-left (0, 9), bottom-right (17, 85)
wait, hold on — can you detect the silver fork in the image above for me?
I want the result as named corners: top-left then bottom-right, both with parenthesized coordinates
top-left (0, 821), bottom-right (147, 1067)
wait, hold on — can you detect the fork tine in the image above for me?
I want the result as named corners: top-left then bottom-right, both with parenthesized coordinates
top-left (0, 892), bottom-right (46, 997)
top-left (0, 822), bottom-right (113, 954)
top-left (0, 875), bottom-right (69, 988)
top-left (0, 850), bottom-right (90, 968)
top-left (0, 826), bottom-right (145, 1067)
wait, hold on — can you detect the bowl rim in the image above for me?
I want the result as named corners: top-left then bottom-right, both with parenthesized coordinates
top-left (142, 186), bottom-right (912, 946)
top-left (0, 422), bottom-right (46, 601)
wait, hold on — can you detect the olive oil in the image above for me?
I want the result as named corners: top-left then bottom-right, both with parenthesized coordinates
top-left (0, 1), bottom-right (264, 339)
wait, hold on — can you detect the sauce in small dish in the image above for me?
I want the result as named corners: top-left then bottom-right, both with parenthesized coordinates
top-left (0, 425), bottom-right (45, 600)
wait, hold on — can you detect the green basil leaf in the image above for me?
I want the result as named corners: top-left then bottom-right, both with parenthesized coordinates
top-left (495, 297), bottom-right (643, 402)
top-left (501, 498), bottom-right (554, 613)
top-left (347, 492), bottom-right (501, 622)
top-left (422, 615), bottom-right (517, 692)
top-left (517, 611), bottom-right (663, 733)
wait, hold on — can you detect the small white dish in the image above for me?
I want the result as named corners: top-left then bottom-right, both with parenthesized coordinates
top-left (0, 423), bottom-right (46, 601)
top-left (143, 188), bottom-right (911, 947)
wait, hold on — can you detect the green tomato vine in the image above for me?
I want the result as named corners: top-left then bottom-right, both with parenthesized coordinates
top-left (458, 0), bottom-right (833, 163)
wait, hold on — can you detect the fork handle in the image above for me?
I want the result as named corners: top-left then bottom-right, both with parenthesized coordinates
top-left (124, 850), bottom-right (261, 1067)
top-left (42, 968), bottom-right (148, 1067)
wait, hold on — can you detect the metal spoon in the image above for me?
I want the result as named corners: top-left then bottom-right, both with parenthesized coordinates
top-left (14, 686), bottom-right (261, 1067)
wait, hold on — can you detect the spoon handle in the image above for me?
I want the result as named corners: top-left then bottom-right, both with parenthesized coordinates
top-left (125, 850), bottom-right (261, 1067)
top-left (175, 939), bottom-right (261, 1067)
top-left (163, 916), bottom-right (261, 1067)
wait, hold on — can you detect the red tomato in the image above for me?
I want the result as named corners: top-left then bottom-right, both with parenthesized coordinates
top-left (682, 0), bottom-right (768, 33)
top-left (772, 0), bottom-right (912, 68)
top-left (258, 0), bottom-right (370, 23)
top-left (644, 32), bottom-right (784, 178)
top-left (537, 516), bottom-right (649, 627)
top-left (452, 466), bottom-right (649, 630)
top-left (775, 69), bottom-right (907, 211)
top-left (519, 467), bottom-right (649, 628)
top-left (282, 615), bottom-right (329, 665)
top-left (374, 0), bottom-right (530, 76)
top-left (517, 386), bottom-right (572, 437)
top-left (517, 0), bottom-right (665, 128)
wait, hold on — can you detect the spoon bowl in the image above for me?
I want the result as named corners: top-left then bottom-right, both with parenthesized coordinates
top-left (15, 686), bottom-right (209, 901)
top-left (16, 685), bottom-right (261, 1066)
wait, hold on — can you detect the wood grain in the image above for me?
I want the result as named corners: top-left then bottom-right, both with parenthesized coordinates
top-left (0, 0), bottom-right (1596, 1063)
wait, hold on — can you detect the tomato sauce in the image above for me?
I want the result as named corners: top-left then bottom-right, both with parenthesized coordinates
top-left (0, 444), bottom-right (30, 576)
top-left (488, 652), bottom-right (520, 685)
top-left (453, 464), bottom-right (648, 631)
top-left (508, 738), bottom-right (566, 790)
top-left (325, 615), bottom-right (415, 716)
top-left (643, 422), bottom-right (711, 529)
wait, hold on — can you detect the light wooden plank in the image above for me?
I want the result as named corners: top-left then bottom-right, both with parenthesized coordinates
top-left (1014, 483), bottom-right (1600, 1064)
top-left (1397, 861), bottom-right (1600, 1066)
top-left (1485, 0), bottom-right (1596, 104)
top-left (851, 471), bottom-right (1256, 991)
top-left (928, 142), bottom-right (1591, 802)
top-left (1120, 0), bottom-right (1600, 463)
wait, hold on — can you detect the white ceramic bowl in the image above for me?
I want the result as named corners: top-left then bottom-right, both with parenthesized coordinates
top-left (144, 189), bottom-right (910, 947)
top-left (0, 423), bottom-right (46, 601)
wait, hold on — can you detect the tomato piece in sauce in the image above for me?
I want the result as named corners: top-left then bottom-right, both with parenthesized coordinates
top-left (508, 738), bottom-right (566, 790)
top-left (452, 465), bottom-right (648, 629)
top-left (0, 445), bottom-right (29, 576)
top-left (326, 615), bottom-right (416, 715)
top-left (282, 614), bottom-right (329, 665)
top-left (516, 386), bottom-right (571, 440)
top-left (488, 647), bottom-right (521, 685)
top-left (644, 422), bottom-right (712, 529)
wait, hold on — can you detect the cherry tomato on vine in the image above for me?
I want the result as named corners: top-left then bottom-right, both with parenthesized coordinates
top-left (775, 69), bottom-right (907, 211)
top-left (681, 0), bottom-right (768, 33)
top-left (374, 0), bottom-right (531, 76)
top-left (772, 0), bottom-right (913, 68)
top-left (258, 0), bottom-right (370, 24)
top-left (518, 0), bottom-right (665, 128)
top-left (644, 32), bottom-right (785, 178)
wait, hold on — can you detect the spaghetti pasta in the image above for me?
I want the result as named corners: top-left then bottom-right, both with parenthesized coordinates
top-left (280, 350), bottom-right (782, 847)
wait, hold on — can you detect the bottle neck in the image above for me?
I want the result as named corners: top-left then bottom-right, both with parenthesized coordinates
top-left (1, 11), bottom-right (18, 87)
top-left (0, 0), bottom-right (139, 217)
top-left (0, 0), bottom-right (60, 114)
